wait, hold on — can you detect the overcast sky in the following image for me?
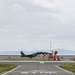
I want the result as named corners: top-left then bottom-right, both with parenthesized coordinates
top-left (0, 0), bottom-right (75, 51)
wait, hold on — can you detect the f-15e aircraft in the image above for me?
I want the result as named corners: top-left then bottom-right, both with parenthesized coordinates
top-left (20, 51), bottom-right (51, 58)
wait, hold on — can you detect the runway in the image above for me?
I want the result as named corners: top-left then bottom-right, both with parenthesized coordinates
top-left (0, 61), bottom-right (75, 75)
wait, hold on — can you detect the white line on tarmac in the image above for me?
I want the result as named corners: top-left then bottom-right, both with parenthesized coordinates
top-left (33, 72), bottom-right (36, 73)
top-left (21, 71), bottom-right (57, 74)
top-left (21, 72), bottom-right (29, 74)
top-left (45, 72), bottom-right (48, 73)
top-left (55, 65), bottom-right (74, 75)
top-left (2, 65), bottom-right (21, 75)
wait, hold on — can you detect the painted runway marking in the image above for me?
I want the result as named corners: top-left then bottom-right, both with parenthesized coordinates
top-left (33, 72), bottom-right (36, 73)
top-left (2, 65), bottom-right (21, 75)
top-left (21, 71), bottom-right (57, 74)
top-left (55, 65), bottom-right (74, 75)
top-left (39, 72), bottom-right (43, 73)
top-left (49, 72), bottom-right (51, 73)
top-left (45, 72), bottom-right (48, 73)
top-left (21, 72), bottom-right (29, 74)
top-left (39, 61), bottom-right (44, 63)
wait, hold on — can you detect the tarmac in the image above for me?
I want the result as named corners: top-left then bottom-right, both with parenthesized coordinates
top-left (0, 61), bottom-right (75, 75)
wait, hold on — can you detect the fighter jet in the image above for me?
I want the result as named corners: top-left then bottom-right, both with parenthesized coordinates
top-left (20, 51), bottom-right (50, 58)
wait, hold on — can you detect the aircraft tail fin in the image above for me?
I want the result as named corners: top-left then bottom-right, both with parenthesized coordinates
top-left (20, 51), bottom-right (25, 57)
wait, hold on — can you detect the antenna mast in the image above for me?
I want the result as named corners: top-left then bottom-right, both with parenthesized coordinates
top-left (50, 41), bottom-right (51, 52)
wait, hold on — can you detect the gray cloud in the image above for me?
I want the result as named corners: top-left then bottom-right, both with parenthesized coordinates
top-left (0, 0), bottom-right (75, 51)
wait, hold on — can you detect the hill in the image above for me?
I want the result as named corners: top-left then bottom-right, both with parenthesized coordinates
top-left (0, 49), bottom-right (75, 55)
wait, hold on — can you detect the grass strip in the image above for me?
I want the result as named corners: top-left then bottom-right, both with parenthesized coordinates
top-left (60, 64), bottom-right (75, 72)
top-left (0, 64), bottom-right (16, 73)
